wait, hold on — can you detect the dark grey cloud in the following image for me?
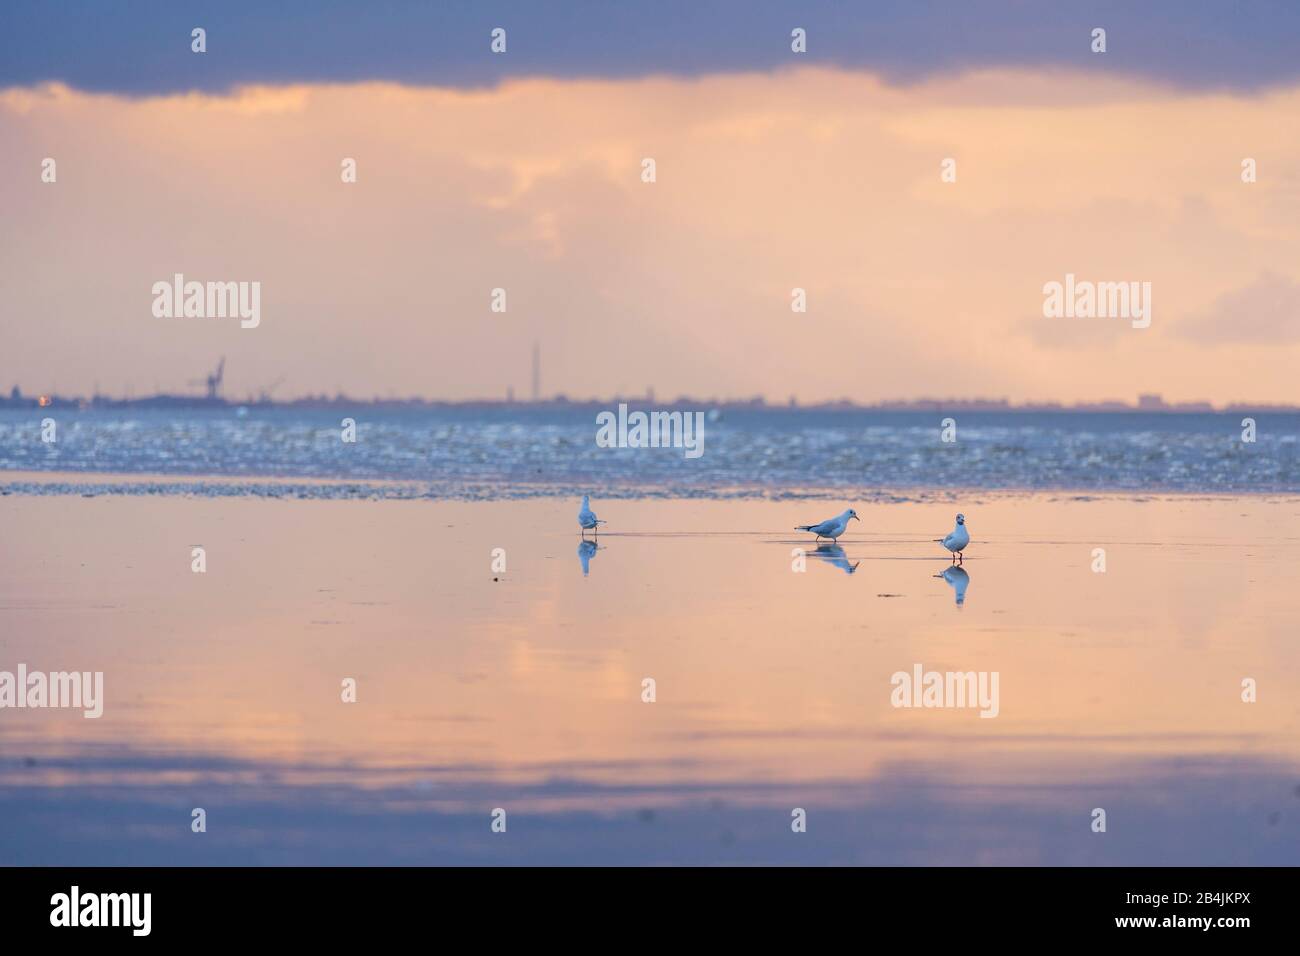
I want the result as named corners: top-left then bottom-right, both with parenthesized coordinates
top-left (2, 0), bottom-right (1299, 95)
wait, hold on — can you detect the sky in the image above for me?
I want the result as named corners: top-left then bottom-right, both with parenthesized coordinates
top-left (2, 1), bottom-right (1298, 404)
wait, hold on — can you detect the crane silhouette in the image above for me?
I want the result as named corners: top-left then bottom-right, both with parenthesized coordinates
top-left (256, 376), bottom-right (285, 403)
top-left (189, 358), bottom-right (225, 401)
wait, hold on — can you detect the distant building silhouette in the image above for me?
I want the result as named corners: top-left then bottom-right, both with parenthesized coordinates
top-left (531, 343), bottom-right (540, 402)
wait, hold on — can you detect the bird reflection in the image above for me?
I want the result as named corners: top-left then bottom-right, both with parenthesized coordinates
top-left (934, 565), bottom-right (970, 606)
top-left (577, 539), bottom-right (601, 576)
top-left (812, 543), bottom-right (860, 575)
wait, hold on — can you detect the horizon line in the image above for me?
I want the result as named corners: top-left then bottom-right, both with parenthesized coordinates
top-left (4, 390), bottom-right (1298, 415)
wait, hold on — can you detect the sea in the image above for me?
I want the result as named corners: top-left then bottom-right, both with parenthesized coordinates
top-left (1, 405), bottom-right (1296, 498)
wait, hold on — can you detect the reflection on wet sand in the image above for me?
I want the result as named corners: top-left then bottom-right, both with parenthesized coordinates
top-left (936, 565), bottom-right (970, 606)
top-left (1, 746), bottom-right (1295, 865)
top-left (811, 543), bottom-right (859, 575)
top-left (577, 539), bottom-right (601, 576)
top-left (0, 492), bottom-right (1297, 864)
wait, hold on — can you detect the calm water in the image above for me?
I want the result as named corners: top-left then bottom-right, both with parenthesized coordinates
top-left (1, 407), bottom-right (1296, 497)
top-left (1, 495), bottom-right (1297, 864)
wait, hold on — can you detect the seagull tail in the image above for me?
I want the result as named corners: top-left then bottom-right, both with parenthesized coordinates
top-left (796, 525), bottom-right (813, 531)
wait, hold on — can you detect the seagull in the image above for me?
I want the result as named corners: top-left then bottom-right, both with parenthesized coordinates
top-left (578, 495), bottom-right (605, 537)
top-left (936, 513), bottom-right (970, 563)
top-left (795, 508), bottom-right (859, 542)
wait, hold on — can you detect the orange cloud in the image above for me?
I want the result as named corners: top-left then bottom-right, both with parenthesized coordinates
top-left (1, 69), bottom-right (1298, 404)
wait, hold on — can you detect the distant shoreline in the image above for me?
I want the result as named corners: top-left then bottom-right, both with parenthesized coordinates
top-left (2, 395), bottom-right (1297, 414)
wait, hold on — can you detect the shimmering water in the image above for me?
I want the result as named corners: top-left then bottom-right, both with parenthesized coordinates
top-left (1, 407), bottom-right (1296, 497)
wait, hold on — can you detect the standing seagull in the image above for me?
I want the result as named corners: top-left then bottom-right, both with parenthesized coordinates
top-left (578, 495), bottom-right (605, 537)
top-left (795, 508), bottom-right (860, 542)
top-left (937, 513), bottom-right (970, 563)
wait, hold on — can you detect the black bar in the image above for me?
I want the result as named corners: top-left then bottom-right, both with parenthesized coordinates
top-left (0, 866), bottom-right (1281, 942)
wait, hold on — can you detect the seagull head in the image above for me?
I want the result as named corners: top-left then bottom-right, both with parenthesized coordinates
top-left (955, 513), bottom-right (965, 525)
top-left (582, 495), bottom-right (590, 504)
top-left (847, 508), bottom-right (860, 522)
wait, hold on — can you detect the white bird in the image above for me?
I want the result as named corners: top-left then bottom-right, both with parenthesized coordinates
top-left (937, 513), bottom-right (970, 563)
top-left (795, 508), bottom-right (859, 542)
top-left (578, 495), bottom-right (605, 537)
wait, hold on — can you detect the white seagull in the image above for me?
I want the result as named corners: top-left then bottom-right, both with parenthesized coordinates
top-left (795, 508), bottom-right (860, 542)
top-left (578, 495), bottom-right (605, 537)
top-left (937, 513), bottom-right (970, 563)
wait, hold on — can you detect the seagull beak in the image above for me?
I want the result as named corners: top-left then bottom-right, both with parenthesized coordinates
top-left (852, 514), bottom-right (860, 522)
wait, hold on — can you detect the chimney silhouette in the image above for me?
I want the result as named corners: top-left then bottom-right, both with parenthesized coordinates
top-left (531, 342), bottom-right (540, 403)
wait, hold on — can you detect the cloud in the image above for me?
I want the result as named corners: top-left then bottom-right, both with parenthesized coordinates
top-left (1019, 314), bottom-right (1125, 351)
top-left (2, 68), bottom-right (1300, 404)
top-left (3, 0), bottom-right (1300, 95)
top-left (1178, 272), bottom-right (1300, 344)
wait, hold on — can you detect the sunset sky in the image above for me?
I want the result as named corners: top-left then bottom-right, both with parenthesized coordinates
top-left (2, 2), bottom-right (1298, 404)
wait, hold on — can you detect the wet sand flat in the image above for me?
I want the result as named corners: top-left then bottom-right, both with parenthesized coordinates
top-left (1, 491), bottom-right (1298, 864)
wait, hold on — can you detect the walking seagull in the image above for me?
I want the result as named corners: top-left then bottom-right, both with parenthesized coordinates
top-left (937, 513), bottom-right (970, 563)
top-left (795, 508), bottom-right (859, 542)
top-left (578, 496), bottom-right (605, 537)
